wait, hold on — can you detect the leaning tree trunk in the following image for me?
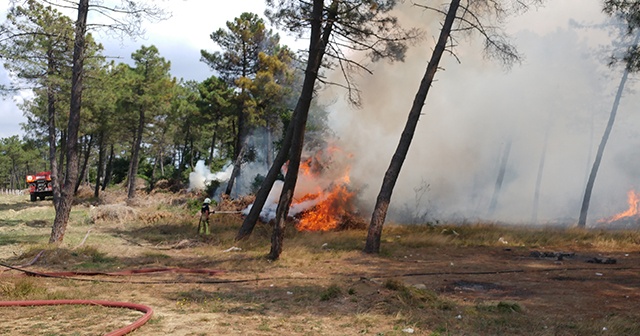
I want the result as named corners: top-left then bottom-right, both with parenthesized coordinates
top-left (127, 109), bottom-right (145, 199)
top-left (268, 0), bottom-right (335, 261)
top-left (578, 63), bottom-right (633, 227)
top-left (235, 118), bottom-right (295, 241)
top-left (364, 0), bottom-right (460, 254)
top-left (50, 0), bottom-right (88, 244)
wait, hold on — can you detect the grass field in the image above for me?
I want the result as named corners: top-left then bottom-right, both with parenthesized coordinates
top-left (0, 189), bottom-right (639, 335)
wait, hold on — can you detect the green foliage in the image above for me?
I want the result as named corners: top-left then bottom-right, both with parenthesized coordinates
top-left (0, 135), bottom-right (47, 189)
top-left (111, 157), bottom-right (130, 185)
top-left (186, 198), bottom-right (202, 213)
top-left (201, 12), bottom-right (300, 173)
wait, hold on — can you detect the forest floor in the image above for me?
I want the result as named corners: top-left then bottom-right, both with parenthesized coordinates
top-left (0, 190), bottom-right (639, 335)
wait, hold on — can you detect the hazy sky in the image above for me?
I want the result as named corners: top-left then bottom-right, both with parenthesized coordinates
top-left (1, 0), bottom-right (638, 226)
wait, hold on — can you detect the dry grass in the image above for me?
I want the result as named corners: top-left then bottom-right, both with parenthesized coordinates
top-left (0, 192), bottom-right (640, 335)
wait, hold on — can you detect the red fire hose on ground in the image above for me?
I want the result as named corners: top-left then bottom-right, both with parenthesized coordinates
top-left (0, 258), bottom-right (224, 335)
top-left (0, 299), bottom-right (153, 336)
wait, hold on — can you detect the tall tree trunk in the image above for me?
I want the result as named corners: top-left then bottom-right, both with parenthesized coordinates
top-left (75, 134), bottom-right (93, 194)
top-left (531, 121), bottom-right (551, 224)
top-left (160, 149), bottom-right (165, 176)
top-left (58, 130), bottom-right (67, 183)
top-left (94, 132), bottom-right (105, 198)
top-left (189, 138), bottom-right (194, 169)
top-left (268, 0), bottom-right (336, 261)
top-left (578, 61), bottom-right (633, 227)
top-left (364, 0), bottom-right (460, 254)
top-left (226, 141), bottom-right (247, 197)
top-left (209, 126), bottom-right (217, 164)
top-left (487, 139), bottom-right (512, 216)
top-left (46, 49), bottom-right (61, 210)
top-left (225, 106), bottom-right (246, 196)
top-left (127, 109), bottom-right (145, 199)
top-left (266, 123), bottom-right (273, 167)
top-left (178, 125), bottom-right (190, 176)
top-left (50, 0), bottom-right (88, 244)
top-left (102, 144), bottom-right (114, 191)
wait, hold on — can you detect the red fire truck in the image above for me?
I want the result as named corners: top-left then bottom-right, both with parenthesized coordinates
top-left (26, 171), bottom-right (53, 202)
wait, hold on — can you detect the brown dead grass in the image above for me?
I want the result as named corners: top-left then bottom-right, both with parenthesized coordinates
top-left (1, 192), bottom-right (640, 335)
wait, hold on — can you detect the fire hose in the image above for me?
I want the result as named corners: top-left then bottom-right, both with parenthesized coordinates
top-left (0, 299), bottom-right (153, 336)
top-left (0, 259), bottom-right (224, 335)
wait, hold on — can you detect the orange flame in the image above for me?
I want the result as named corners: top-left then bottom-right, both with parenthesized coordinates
top-left (603, 189), bottom-right (640, 223)
top-left (291, 146), bottom-right (355, 232)
top-left (296, 183), bottom-right (355, 231)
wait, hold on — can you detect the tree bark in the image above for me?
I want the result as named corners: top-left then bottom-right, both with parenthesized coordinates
top-left (75, 134), bottom-right (93, 194)
top-left (94, 131), bottom-right (105, 198)
top-left (578, 54), bottom-right (634, 227)
top-left (268, 0), bottom-right (336, 261)
top-left (364, 0), bottom-right (460, 254)
top-left (266, 124), bottom-right (273, 167)
top-left (46, 49), bottom-right (61, 210)
top-left (50, 0), bottom-right (88, 244)
top-left (225, 105), bottom-right (246, 196)
top-left (209, 126), bottom-right (217, 164)
top-left (102, 144), bottom-right (114, 190)
top-left (127, 108), bottom-right (146, 199)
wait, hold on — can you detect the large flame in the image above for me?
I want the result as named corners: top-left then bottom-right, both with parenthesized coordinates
top-left (601, 189), bottom-right (640, 223)
top-left (292, 146), bottom-right (355, 231)
top-left (295, 170), bottom-right (354, 231)
top-left (243, 143), bottom-right (357, 229)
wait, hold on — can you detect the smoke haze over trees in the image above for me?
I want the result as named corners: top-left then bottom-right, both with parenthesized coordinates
top-left (0, 0), bottom-right (638, 238)
top-left (323, 1), bottom-right (640, 226)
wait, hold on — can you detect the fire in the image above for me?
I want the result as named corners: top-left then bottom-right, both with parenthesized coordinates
top-left (244, 143), bottom-right (358, 229)
top-left (601, 189), bottom-right (640, 223)
top-left (291, 145), bottom-right (356, 231)
top-left (296, 183), bottom-right (355, 231)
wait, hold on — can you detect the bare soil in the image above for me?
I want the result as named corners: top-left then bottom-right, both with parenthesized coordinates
top-left (0, 195), bottom-right (639, 335)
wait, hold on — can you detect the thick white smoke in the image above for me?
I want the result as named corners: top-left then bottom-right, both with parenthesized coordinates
top-left (320, 2), bottom-right (640, 226)
top-left (188, 160), bottom-right (232, 192)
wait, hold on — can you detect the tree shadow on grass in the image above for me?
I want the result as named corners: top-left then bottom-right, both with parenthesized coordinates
top-left (0, 200), bottom-right (52, 213)
top-left (0, 233), bottom-right (46, 247)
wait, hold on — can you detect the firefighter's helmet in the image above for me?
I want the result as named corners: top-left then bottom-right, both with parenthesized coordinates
top-left (204, 198), bottom-right (211, 204)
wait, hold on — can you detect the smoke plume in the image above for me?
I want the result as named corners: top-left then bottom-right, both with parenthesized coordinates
top-left (320, 2), bottom-right (640, 226)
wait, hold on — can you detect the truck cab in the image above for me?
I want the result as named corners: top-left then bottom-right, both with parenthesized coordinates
top-left (26, 172), bottom-right (53, 202)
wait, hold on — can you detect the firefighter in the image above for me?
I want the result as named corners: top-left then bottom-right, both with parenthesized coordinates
top-left (198, 198), bottom-right (214, 235)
